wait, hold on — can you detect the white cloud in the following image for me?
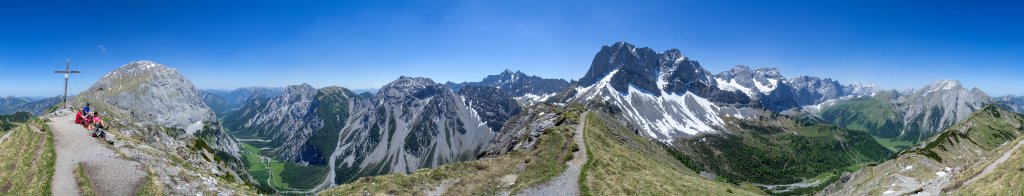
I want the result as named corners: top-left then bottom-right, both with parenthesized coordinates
top-left (97, 45), bottom-right (106, 52)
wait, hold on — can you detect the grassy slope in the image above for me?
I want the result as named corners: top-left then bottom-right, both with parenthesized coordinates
top-left (0, 119), bottom-right (56, 195)
top-left (581, 112), bottom-right (761, 195)
top-left (826, 105), bottom-right (1024, 195)
top-left (678, 114), bottom-right (892, 186)
top-left (906, 105), bottom-right (1024, 164)
top-left (320, 107), bottom-right (583, 195)
top-left (819, 93), bottom-right (907, 143)
top-left (953, 137), bottom-right (1024, 195)
top-left (871, 135), bottom-right (914, 152)
top-left (943, 105), bottom-right (1024, 194)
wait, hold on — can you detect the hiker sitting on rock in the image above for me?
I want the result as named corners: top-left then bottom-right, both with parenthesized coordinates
top-left (74, 108), bottom-right (85, 125)
top-left (88, 112), bottom-right (106, 138)
top-left (82, 112), bottom-right (94, 128)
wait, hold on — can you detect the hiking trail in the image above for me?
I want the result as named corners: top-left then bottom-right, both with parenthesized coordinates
top-left (50, 112), bottom-right (146, 196)
top-left (515, 111), bottom-right (589, 196)
top-left (963, 138), bottom-right (1024, 186)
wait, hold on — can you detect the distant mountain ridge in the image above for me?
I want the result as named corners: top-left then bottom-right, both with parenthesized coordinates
top-left (446, 69), bottom-right (570, 104)
top-left (173, 42), bottom-right (1023, 194)
top-left (563, 42), bottom-right (880, 141)
top-left (817, 79), bottom-right (996, 142)
top-left (221, 76), bottom-right (522, 191)
top-left (0, 96), bottom-right (61, 115)
top-left (199, 87), bottom-right (284, 117)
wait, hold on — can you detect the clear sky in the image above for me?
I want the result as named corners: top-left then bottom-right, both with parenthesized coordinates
top-left (2, 0), bottom-right (1022, 97)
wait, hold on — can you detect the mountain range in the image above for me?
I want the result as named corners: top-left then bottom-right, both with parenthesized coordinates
top-left (18, 42), bottom-right (1023, 195)
top-left (0, 96), bottom-right (61, 115)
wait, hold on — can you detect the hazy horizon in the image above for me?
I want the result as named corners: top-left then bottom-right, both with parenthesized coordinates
top-left (3, 0), bottom-right (1022, 96)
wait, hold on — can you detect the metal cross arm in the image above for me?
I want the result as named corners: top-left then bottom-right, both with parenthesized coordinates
top-left (54, 58), bottom-right (81, 108)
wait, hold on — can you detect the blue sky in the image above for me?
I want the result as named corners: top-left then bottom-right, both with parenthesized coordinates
top-left (2, 0), bottom-right (1022, 97)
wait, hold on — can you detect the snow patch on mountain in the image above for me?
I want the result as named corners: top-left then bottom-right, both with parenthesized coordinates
top-left (715, 78), bottom-right (755, 97)
top-left (754, 78), bottom-right (779, 94)
top-left (574, 68), bottom-right (724, 141)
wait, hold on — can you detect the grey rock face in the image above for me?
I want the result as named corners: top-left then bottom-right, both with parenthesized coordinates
top-left (224, 84), bottom-right (330, 163)
top-left (457, 86), bottom-right (522, 132)
top-left (998, 95), bottom-right (1024, 114)
top-left (326, 76), bottom-right (501, 184)
top-left (788, 76), bottom-right (845, 106)
top-left (575, 42), bottom-right (750, 105)
top-left (81, 61), bottom-right (217, 130)
top-left (578, 42), bottom-right (663, 96)
top-left (224, 76), bottom-right (520, 187)
top-left (484, 108), bottom-right (560, 155)
top-left (896, 80), bottom-right (992, 141)
top-left (75, 61), bottom-right (240, 155)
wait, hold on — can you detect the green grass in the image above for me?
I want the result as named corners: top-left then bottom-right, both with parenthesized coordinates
top-left (678, 115), bottom-right (892, 186)
top-left (819, 92), bottom-right (905, 139)
top-left (241, 143), bottom-right (285, 190)
top-left (906, 105), bottom-right (1024, 163)
top-left (872, 135), bottom-right (914, 152)
top-left (135, 165), bottom-right (163, 195)
top-left (953, 137), bottom-right (1024, 195)
top-left (241, 142), bottom-right (326, 192)
top-left (511, 125), bottom-right (574, 193)
top-left (74, 163), bottom-right (97, 196)
top-left (0, 119), bottom-right (56, 195)
top-left (580, 112), bottom-right (759, 195)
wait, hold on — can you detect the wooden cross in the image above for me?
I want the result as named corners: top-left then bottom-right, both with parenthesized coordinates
top-left (53, 58), bottom-right (80, 108)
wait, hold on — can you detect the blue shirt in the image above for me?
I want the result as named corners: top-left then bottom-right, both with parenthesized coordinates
top-left (83, 106), bottom-right (90, 114)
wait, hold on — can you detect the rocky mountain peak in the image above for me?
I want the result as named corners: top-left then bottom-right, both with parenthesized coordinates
top-left (386, 76), bottom-right (436, 89)
top-left (103, 60), bottom-right (176, 79)
top-left (924, 79), bottom-right (963, 91)
top-left (81, 60), bottom-right (215, 130)
top-left (729, 65), bottom-right (752, 73)
top-left (380, 76), bottom-right (444, 99)
top-left (755, 67), bottom-right (783, 78)
top-left (717, 65), bottom-right (783, 79)
top-left (285, 83), bottom-right (317, 94)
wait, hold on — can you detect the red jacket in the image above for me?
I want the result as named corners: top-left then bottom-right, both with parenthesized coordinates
top-left (75, 112), bottom-right (84, 124)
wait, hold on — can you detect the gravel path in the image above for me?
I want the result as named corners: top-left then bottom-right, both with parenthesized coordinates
top-left (963, 139), bottom-right (1024, 186)
top-left (50, 113), bottom-right (146, 196)
top-left (0, 129), bottom-right (13, 144)
top-left (515, 111), bottom-right (589, 196)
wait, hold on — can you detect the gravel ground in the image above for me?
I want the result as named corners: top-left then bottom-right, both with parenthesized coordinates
top-left (50, 113), bottom-right (146, 196)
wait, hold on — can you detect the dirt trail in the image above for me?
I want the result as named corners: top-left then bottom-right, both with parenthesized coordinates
top-left (963, 139), bottom-right (1024, 186)
top-left (50, 113), bottom-right (146, 196)
top-left (515, 111), bottom-right (589, 196)
top-left (0, 130), bottom-right (13, 144)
